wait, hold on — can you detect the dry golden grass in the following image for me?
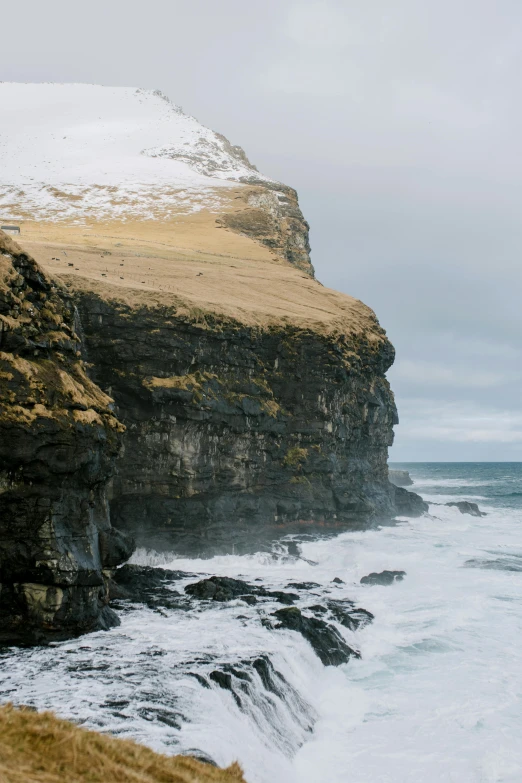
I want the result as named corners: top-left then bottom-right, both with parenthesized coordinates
top-left (13, 214), bottom-right (383, 340)
top-left (0, 704), bottom-right (246, 783)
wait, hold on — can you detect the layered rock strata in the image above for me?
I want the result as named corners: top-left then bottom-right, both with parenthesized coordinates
top-left (73, 289), bottom-right (402, 555)
top-left (0, 232), bottom-right (133, 644)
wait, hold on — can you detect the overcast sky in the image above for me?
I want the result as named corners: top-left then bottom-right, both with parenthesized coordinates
top-left (2, 0), bottom-right (521, 461)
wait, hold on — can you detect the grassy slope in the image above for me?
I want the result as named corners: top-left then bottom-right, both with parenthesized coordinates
top-left (0, 704), bottom-right (246, 783)
top-left (16, 213), bottom-right (383, 340)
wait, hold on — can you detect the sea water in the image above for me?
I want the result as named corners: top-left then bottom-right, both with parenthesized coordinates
top-left (1, 463), bottom-right (521, 783)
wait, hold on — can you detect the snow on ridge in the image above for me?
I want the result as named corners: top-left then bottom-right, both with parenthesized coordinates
top-left (0, 82), bottom-right (272, 221)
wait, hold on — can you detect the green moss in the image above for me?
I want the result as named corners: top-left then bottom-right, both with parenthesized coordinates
top-left (290, 475), bottom-right (311, 485)
top-left (282, 446), bottom-right (308, 467)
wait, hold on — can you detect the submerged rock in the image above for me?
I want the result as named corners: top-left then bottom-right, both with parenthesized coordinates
top-left (325, 600), bottom-right (374, 630)
top-left (388, 469), bottom-right (414, 486)
top-left (272, 606), bottom-right (361, 666)
top-left (464, 557), bottom-right (522, 571)
top-left (286, 582), bottom-right (321, 590)
top-left (185, 576), bottom-right (253, 601)
top-left (360, 570), bottom-right (406, 586)
top-left (185, 576), bottom-right (299, 604)
top-left (111, 564), bottom-right (191, 610)
top-left (446, 501), bottom-right (486, 517)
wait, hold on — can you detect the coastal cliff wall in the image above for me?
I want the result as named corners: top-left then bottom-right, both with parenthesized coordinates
top-left (0, 83), bottom-right (427, 643)
top-left (74, 291), bottom-right (399, 554)
top-left (0, 233), bottom-right (133, 644)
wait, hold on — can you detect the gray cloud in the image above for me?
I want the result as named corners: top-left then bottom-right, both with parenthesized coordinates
top-left (1, 0), bottom-right (521, 460)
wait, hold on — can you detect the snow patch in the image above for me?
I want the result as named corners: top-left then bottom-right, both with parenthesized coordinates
top-left (0, 83), bottom-right (274, 222)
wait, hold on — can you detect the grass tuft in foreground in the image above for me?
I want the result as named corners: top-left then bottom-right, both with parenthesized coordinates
top-left (0, 703), bottom-right (246, 783)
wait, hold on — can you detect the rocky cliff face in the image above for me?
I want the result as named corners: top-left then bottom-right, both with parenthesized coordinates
top-left (219, 180), bottom-right (313, 275)
top-left (0, 232), bottom-right (133, 644)
top-left (74, 291), bottom-right (399, 555)
top-left (0, 85), bottom-right (426, 642)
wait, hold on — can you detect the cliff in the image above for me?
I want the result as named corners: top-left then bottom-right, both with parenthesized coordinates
top-left (0, 232), bottom-right (133, 644)
top-left (72, 286), bottom-right (399, 554)
top-left (0, 84), bottom-right (425, 639)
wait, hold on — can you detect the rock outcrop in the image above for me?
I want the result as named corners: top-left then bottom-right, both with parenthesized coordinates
top-left (271, 606), bottom-right (361, 666)
top-left (360, 570), bottom-right (406, 586)
top-left (392, 485), bottom-right (428, 517)
top-left (388, 469), bottom-right (413, 486)
top-left (218, 180), bottom-right (313, 275)
top-left (0, 232), bottom-right (133, 644)
top-left (446, 501), bottom-right (486, 517)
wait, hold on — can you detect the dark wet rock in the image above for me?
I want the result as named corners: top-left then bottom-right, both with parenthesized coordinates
top-left (209, 669), bottom-right (243, 707)
top-left (326, 600), bottom-right (374, 630)
top-left (183, 750), bottom-right (218, 767)
top-left (185, 576), bottom-right (298, 604)
top-left (268, 591), bottom-right (298, 605)
top-left (74, 285), bottom-right (401, 558)
top-left (186, 673), bottom-right (210, 688)
top-left (286, 582), bottom-right (321, 590)
top-left (186, 576), bottom-right (254, 601)
top-left (332, 577), bottom-right (345, 584)
top-left (360, 570), bottom-right (406, 586)
top-left (308, 604), bottom-right (328, 614)
top-left (209, 670), bottom-right (234, 690)
top-left (240, 595), bottom-right (258, 605)
top-left (110, 564), bottom-right (189, 610)
top-left (388, 469), bottom-right (413, 487)
top-left (99, 528), bottom-right (136, 569)
top-left (112, 564), bottom-right (189, 591)
top-left (393, 486), bottom-right (429, 517)
top-left (223, 665), bottom-right (253, 682)
top-left (272, 606), bottom-right (361, 666)
top-left (137, 706), bottom-right (183, 728)
top-left (201, 653), bottom-right (314, 734)
top-left (464, 557), bottom-right (522, 572)
top-left (0, 233), bottom-right (134, 646)
top-left (446, 501), bottom-right (486, 517)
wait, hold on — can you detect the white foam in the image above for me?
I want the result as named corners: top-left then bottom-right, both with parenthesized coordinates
top-left (2, 485), bottom-right (522, 782)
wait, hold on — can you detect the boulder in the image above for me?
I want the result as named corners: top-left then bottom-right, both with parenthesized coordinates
top-left (446, 501), bottom-right (486, 517)
top-left (185, 576), bottom-right (298, 604)
top-left (360, 570), bottom-right (406, 586)
top-left (272, 606), bottom-right (360, 666)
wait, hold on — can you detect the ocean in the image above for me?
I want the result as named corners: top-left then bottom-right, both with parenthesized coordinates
top-left (1, 462), bottom-right (521, 783)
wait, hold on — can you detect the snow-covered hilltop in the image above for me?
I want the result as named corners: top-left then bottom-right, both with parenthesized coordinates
top-left (0, 83), bottom-right (271, 221)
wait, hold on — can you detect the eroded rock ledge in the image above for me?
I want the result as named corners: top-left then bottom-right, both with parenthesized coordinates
top-left (0, 232), bottom-right (133, 644)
